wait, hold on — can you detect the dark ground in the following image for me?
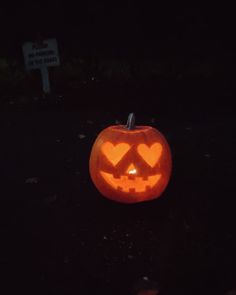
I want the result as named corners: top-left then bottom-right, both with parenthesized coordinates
top-left (0, 76), bottom-right (235, 295)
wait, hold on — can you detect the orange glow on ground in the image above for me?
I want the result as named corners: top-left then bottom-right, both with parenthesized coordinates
top-left (100, 171), bottom-right (161, 193)
top-left (137, 290), bottom-right (159, 295)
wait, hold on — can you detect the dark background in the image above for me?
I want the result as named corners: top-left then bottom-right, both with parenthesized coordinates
top-left (0, 2), bottom-right (235, 295)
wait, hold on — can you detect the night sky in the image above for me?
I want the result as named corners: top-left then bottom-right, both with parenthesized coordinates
top-left (1, 1), bottom-right (235, 115)
top-left (1, 3), bottom-right (235, 56)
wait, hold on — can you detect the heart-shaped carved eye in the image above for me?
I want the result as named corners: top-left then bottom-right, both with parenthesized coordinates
top-left (137, 143), bottom-right (163, 167)
top-left (101, 142), bottom-right (131, 166)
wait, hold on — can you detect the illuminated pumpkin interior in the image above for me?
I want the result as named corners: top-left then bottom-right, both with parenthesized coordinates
top-left (137, 143), bottom-right (163, 167)
top-left (101, 142), bottom-right (131, 166)
top-left (126, 163), bottom-right (137, 174)
top-left (100, 141), bottom-right (163, 193)
top-left (100, 171), bottom-right (161, 193)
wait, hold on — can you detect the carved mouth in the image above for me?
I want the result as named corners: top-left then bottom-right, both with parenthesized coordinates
top-left (100, 171), bottom-right (161, 193)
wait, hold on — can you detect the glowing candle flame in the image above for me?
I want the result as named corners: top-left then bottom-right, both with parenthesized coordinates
top-left (128, 168), bottom-right (137, 175)
top-left (127, 164), bottom-right (137, 175)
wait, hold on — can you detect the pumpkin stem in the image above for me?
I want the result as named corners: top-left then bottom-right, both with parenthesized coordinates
top-left (126, 113), bottom-right (136, 130)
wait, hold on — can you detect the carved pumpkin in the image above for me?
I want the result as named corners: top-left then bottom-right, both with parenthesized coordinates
top-left (89, 113), bottom-right (172, 203)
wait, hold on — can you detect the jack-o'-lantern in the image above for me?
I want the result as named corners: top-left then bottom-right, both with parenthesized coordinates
top-left (89, 113), bottom-right (172, 203)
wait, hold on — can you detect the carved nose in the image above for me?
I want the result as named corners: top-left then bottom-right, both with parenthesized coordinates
top-left (126, 163), bottom-right (137, 175)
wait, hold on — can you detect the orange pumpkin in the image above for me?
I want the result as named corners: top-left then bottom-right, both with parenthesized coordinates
top-left (89, 113), bottom-right (172, 203)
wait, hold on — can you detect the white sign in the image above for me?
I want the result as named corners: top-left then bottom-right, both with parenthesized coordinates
top-left (22, 38), bottom-right (60, 70)
top-left (22, 38), bottom-right (60, 94)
